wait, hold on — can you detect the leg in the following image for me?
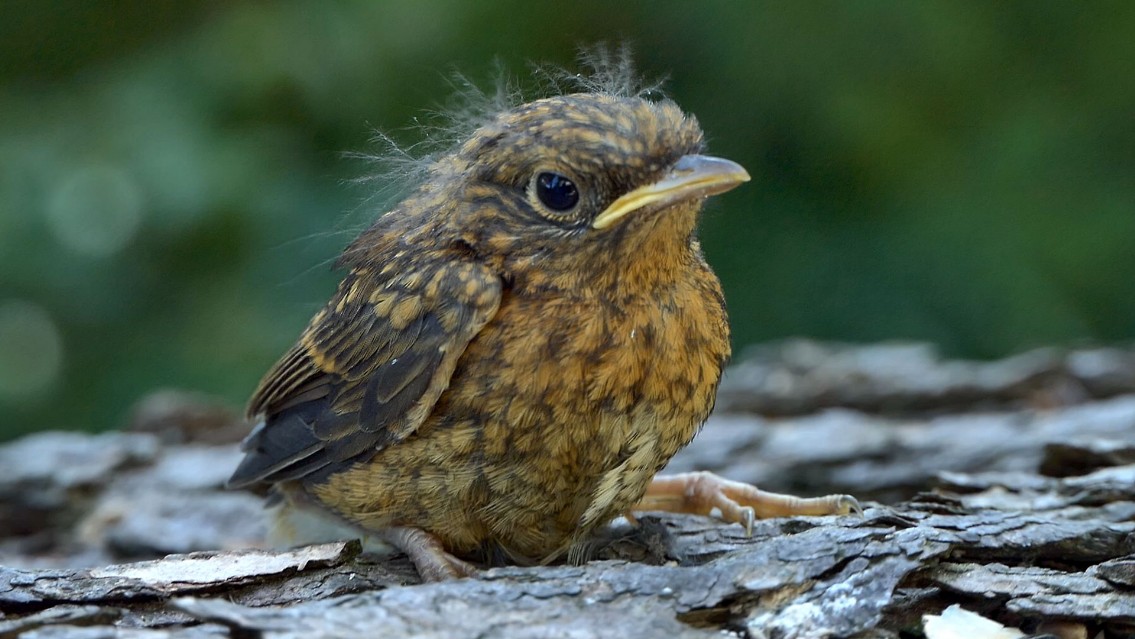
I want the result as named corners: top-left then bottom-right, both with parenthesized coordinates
top-left (384, 527), bottom-right (479, 582)
top-left (633, 472), bottom-right (860, 535)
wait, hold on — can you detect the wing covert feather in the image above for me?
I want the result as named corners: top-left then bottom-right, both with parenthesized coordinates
top-left (228, 260), bottom-right (501, 488)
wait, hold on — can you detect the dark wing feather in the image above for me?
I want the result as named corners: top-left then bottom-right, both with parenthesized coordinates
top-left (228, 260), bottom-right (501, 489)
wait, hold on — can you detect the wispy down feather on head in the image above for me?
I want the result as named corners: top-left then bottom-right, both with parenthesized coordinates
top-left (352, 44), bottom-right (666, 202)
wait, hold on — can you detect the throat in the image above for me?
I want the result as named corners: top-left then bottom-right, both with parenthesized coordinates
top-left (592, 213), bottom-right (700, 295)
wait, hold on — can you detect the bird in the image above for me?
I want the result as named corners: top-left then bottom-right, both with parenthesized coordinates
top-left (228, 70), bottom-right (858, 581)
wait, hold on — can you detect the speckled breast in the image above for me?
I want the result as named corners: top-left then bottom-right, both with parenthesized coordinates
top-left (433, 270), bottom-right (730, 561)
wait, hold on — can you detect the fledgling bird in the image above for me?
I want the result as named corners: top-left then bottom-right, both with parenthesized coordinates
top-left (228, 67), bottom-right (857, 580)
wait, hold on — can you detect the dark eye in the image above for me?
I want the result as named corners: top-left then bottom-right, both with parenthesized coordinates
top-left (535, 172), bottom-right (579, 212)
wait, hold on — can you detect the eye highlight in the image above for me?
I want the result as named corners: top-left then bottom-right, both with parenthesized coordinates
top-left (534, 172), bottom-right (580, 212)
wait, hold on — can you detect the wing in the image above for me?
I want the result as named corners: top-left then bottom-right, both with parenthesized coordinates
top-left (227, 259), bottom-right (502, 489)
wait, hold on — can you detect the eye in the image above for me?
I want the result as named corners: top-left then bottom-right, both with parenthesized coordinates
top-left (534, 172), bottom-right (580, 212)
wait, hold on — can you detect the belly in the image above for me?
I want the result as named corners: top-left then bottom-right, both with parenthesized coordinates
top-left (309, 286), bottom-right (729, 562)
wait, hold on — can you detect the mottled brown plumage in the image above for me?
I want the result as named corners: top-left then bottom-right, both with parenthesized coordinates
top-left (230, 82), bottom-right (856, 580)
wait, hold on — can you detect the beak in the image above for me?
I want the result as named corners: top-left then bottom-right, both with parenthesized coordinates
top-left (591, 155), bottom-right (750, 230)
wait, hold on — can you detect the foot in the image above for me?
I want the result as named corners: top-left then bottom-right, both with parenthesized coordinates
top-left (384, 527), bottom-right (479, 581)
top-left (633, 471), bottom-right (861, 535)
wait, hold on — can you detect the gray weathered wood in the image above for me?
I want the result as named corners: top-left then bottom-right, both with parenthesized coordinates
top-left (3, 341), bottom-right (1135, 638)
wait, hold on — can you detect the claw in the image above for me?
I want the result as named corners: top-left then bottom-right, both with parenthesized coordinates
top-left (839, 495), bottom-right (864, 517)
top-left (741, 506), bottom-right (755, 536)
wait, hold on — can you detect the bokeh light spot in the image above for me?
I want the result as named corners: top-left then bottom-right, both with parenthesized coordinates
top-left (0, 300), bottom-right (64, 399)
top-left (45, 164), bottom-right (144, 257)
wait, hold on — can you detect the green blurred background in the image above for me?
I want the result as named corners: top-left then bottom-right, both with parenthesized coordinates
top-left (2, 1), bottom-right (1133, 440)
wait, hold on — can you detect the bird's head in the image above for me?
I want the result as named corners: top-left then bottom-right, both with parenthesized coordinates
top-left (348, 92), bottom-right (749, 295)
